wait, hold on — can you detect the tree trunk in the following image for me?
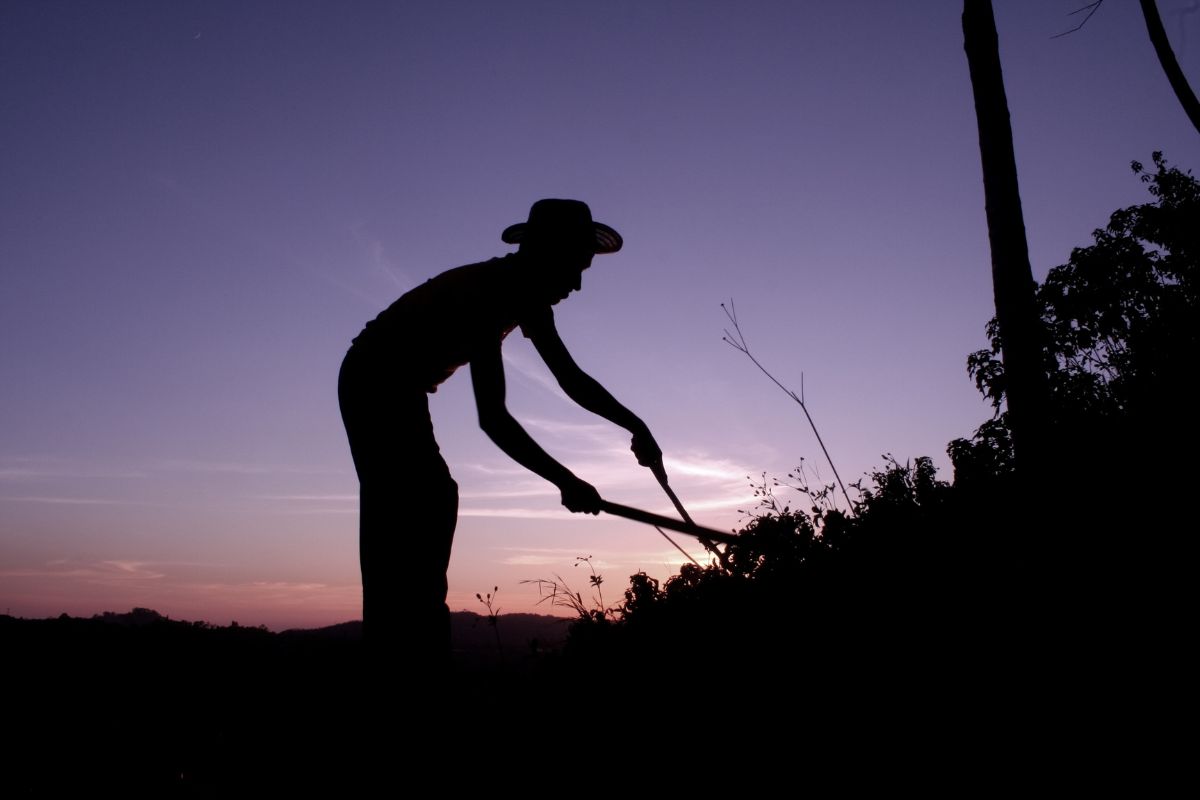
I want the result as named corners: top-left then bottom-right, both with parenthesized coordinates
top-left (1140, 0), bottom-right (1200, 137)
top-left (962, 0), bottom-right (1050, 475)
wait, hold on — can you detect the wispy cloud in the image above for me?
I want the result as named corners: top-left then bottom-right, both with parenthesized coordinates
top-left (502, 349), bottom-right (570, 402)
top-left (518, 416), bottom-right (619, 445)
top-left (364, 237), bottom-right (411, 292)
top-left (458, 506), bottom-right (575, 520)
top-left (658, 492), bottom-right (757, 514)
top-left (0, 559), bottom-right (166, 581)
top-left (490, 545), bottom-right (702, 571)
top-left (499, 551), bottom-right (703, 571)
top-left (0, 560), bottom-right (359, 612)
top-left (0, 496), bottom-right (137, 506)
top-left (458, 486), bottom-right (558, 500)
top-left (462, 462), bottom-right (530, 476)
top-left (551, 456), bottom-right (739, 496)
top-left (251, 493), bottom-right (359, 515)
top-left (254, 493), bottom-right (358, 502)
top-left (309, 265), bottom-right (384, 310)
top-left (453, 441), bottom-right (752, 530)
top-left (500, 554), bottom-right (578, 566)
top-left (511, 556), bottom-right (619, 570)
top-left (155, 459), bottom-right (342, 476)
top-left (307, 222), bottom-right (417, 311)
top-left (0, 456), bottom-right (147, 481)
top-left (0, 468), bottom-right (147, 480)
top-left (663, 454), bottom-right (746, 481)
top-left (348, 221), bottom-right (412, 288)
top-left (101, 560), bottom-right (166, 579)
top-left (491, 546), bottom-right (606, 555)
top-left (188, 580), bottom-right (356, 607)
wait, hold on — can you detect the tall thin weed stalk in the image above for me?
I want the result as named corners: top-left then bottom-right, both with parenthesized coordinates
top-left (721, 300), bottom-right (854, 512)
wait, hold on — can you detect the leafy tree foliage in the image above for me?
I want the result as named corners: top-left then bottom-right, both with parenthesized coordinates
top-left (954, 153), bottom-right (1198, 479)
top-left (946, 153), bottom-right (1195, 645)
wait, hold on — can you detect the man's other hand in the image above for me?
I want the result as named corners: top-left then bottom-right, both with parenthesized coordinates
top-left (631, 428), bottom-right (663, 469)
top-left (560, 476), bottom-right (602, 515)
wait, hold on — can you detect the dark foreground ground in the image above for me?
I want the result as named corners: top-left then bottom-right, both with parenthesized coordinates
top-left (4, 609), bottom-right (586, 794)
top-left (4, 599), bottom-right (1188, 794)
top-left (1, 606), bottom-right (988, 792)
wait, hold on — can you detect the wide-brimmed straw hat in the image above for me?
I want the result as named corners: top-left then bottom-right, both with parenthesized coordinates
top-left (501, 199), bottom-right (622, 254)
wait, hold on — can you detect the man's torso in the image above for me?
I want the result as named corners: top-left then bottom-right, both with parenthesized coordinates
top-left (350, 255), bottom-right (551, 392)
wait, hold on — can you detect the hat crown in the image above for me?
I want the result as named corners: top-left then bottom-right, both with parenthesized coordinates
top-left (501, 199), bottom-right (622, 254)
top-left (526, 199), bottom-right (594, 232)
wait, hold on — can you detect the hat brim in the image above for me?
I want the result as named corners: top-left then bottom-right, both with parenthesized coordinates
top-left (501, 221), bottom-right (622, 254)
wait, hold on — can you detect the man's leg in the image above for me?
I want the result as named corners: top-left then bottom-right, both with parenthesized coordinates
top-left (358, 473), bottom-right (457, 669)
top-left (340, 353), bottom-right (458, 673)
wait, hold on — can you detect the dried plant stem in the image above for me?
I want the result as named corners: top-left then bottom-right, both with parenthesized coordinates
top-left (475, 586), bottom-right (503, 654)
top-left (721, 300), bottom-right (854, 513)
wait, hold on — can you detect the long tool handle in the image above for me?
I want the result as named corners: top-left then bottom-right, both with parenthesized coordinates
top-left (651, 463), bottom-right (695, 527)
top-left (600, 500), bottom-right (737, 545)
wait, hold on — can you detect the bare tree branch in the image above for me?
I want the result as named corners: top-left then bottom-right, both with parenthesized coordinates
top-left (1052, 1), bottom-right (1105, 39)
top-left (1049, 0), bottom-right (1200, 135)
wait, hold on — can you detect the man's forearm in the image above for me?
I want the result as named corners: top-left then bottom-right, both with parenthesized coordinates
top-left (561, 372), bottom-right (646, 433)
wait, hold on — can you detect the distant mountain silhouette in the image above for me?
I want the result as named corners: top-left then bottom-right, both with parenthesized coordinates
top-left (279, 618), bottom-right (363, 639)
top-left (2, 606), bottom-right (569, 651)
top-left (92, 606), bottom-right (174, 626)
top-left (448, 610), bottom-right (570, 651)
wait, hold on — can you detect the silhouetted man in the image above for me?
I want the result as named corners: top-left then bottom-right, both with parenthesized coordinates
top-left (339, 199), bottom-right (663, 669)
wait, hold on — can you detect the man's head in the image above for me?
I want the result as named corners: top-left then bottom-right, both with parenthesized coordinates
top-left (502, 199), bottom-right (622, 303)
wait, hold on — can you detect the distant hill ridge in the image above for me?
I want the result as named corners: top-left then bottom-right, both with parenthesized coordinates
top-left (0, 606), bottom-right (571, 651)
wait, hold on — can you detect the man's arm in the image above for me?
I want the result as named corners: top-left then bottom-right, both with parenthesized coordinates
top-left (526, 316), bottom-right (663, 468)
top-left (470, 341), bottom-right (601, 513)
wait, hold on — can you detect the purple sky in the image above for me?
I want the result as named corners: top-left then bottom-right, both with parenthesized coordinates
top-left (3, 1), bottom-right (1198, 629)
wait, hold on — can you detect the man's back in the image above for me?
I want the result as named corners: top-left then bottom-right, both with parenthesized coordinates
top-left (351, 255), bottom-right (550, 392)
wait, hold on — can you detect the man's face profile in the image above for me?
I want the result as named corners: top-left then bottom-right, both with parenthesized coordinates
top-left (522, 238), bottom-right (594, 304)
